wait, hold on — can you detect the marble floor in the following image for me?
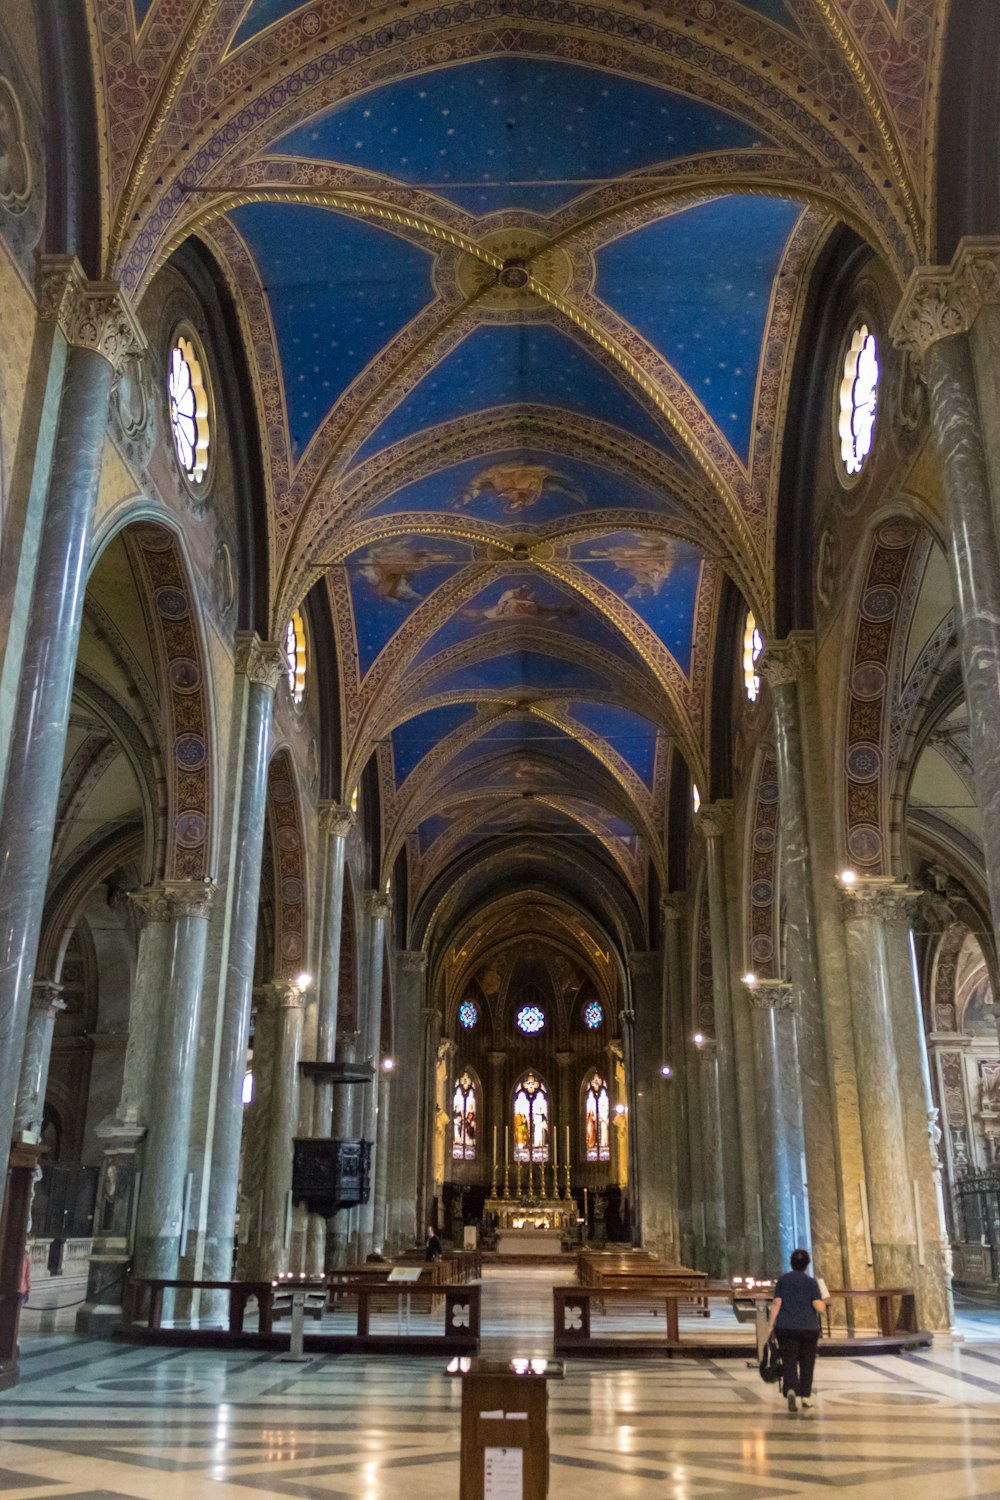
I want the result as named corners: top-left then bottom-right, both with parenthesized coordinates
top-left (3, 1269), bottom-right (1000, 1498)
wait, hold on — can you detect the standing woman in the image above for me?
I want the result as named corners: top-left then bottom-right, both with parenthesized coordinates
top-left (765, 1248), bottom-right (825, 1413)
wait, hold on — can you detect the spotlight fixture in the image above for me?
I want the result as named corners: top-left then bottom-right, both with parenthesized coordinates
top-left (839, 869), bottom-right (857, 887)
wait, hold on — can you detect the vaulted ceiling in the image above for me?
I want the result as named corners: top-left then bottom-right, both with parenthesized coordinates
top-left (86, 0), bottom-right (944, 955)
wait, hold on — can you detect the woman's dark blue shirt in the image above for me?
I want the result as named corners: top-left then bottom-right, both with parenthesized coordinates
top-left (773, 1270), bottom-right (822, 1332)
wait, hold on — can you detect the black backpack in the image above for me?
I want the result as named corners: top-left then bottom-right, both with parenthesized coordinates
top-left (759, 1338), bottom-right (783, 1385)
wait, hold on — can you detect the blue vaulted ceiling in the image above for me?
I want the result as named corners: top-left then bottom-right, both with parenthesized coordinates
top-left (273, 59), bottom-right (766, 216)
top-left (596, 196), bottom-right (804, 457)
top-left (206, 0), bottom-right (831, 905)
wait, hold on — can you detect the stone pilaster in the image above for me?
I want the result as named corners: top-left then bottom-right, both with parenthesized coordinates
top-left (0, 260), bottom-right (144, 1156)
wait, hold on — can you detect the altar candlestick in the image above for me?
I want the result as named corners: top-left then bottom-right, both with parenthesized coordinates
top-left (492, 1124), bottom-right (497, 1171)
top-left (505, 1125), bottom-right (509, 1164)
top-left (565, 1123), bottom-right (570, 1167)
top-left (552, 1129), bottom-right (558, 1170)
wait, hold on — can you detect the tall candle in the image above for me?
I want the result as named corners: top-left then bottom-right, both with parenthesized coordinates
top-left (505, 1125), bottom-right (509, 1165)
top-left (565, 1123), bottom-right (570, 1165)
top-left (552, 1128), bottom-right (558, 1170)
top-left (493, 1124), bottom-right (497, 1171)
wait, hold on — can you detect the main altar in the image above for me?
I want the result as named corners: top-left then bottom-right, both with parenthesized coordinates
top-left (485, 1155), bottom-right (576, 1254)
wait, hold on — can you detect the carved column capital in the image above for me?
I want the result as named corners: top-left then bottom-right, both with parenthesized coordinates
top-left (254, 980), bottom-right (304, 1012)
top-left (660, 893), bottom-right (687, 922)
top-left (30, 980), bottom-right (66, 1017)
top-left (839, 876), bottom-right (921, 924)
top-left (758, 632), bottom-right (816, 688)
top-left (744, 977), bottom-right (795, 1011)
top-left (488, 1050), bottom-right (506, 1069)
top-left (555, 1050), bottom-right (573, 1070)
top-left (129, 879), bottom-right (218, 923)
top-left (695, 1037), bottom-right (718, 1061)
top-left (696, 800), bottom-right (733, 839)
top-left (364, 890), bottom-right (393, 923)
top-left (234, 632), bottom-right (286, 689)
top-left (37, 255), bottom-right (146, 370)
top-left (318, 801), bottom-right (356, 839)
top-left (891, 238), bottom-right (1000, 363)
top-left (398, 949), bottom-right (427, 974)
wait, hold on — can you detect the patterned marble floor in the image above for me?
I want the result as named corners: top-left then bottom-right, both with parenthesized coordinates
top-left (3, 1269), bottom-right (1000, 1498)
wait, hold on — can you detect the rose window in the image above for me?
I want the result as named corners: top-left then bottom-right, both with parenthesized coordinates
top-left (838, 324), bottom-right (879, 478)
top-left (583, 1001), bottom-right (603, 1030)
top-left (516, 1004), bottom-right (545, 1034)
top-left (459, 1000), bottom-right (478, 1029)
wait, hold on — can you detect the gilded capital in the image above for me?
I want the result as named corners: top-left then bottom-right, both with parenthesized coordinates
top-left (129, 879), bottom-right (218, 923)
top-left (839, 876), bottom-right (920, 925)
top-left (696, 800), bottom-right (733, 838)
top-left (758, 633), bottom-right (815, 689)
top-left (891, 238), bottom-right (1000, 363)
top-left (744, 978), bottom-right (795, 1011)
top-left (318, 801), bottom-right (355, 839)
top-left (38, 256), bottom-right (146, 371)
top-left (234, 632), bottom-right (285, 690)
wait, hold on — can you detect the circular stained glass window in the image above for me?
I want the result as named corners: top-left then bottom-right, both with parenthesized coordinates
top-left (516, 1004), bottom-right (545, 1034)
top-left (838, 324), bottom-right (879, 478)
top-left (459, 1000), bottom-right (478, 1029)
top-left (285, 608), bottom-right (307, 705)
top-left (168, 329), bottom-right (211, 486)
top-left (583, 1000), bottom-right (603, 1030)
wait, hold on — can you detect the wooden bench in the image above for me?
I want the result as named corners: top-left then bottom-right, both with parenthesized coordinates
top-left (134, 1278), bottom-right (275, 1334)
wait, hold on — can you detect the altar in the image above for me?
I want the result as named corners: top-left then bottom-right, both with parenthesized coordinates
top-left (485, 1196), bottom-right (574, 1255)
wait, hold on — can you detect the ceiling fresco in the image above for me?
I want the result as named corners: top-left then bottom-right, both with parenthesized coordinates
top-left (91, 0), bottom-right (945, 967)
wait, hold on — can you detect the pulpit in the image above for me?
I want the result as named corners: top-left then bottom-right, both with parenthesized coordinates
top-left (291, 1138), bottom-right (371, 1217)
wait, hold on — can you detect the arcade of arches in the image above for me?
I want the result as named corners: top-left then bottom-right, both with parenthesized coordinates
top-left (4, 0), bottom-right (1000, 1419)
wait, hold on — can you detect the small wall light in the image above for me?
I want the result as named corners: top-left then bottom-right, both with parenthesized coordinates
top-left (692, 1031), bottom-right (706, 1047)
top-left (742, 972), bottom-right (757, 986)
top-left (660, 1064), bottom-right (673, 1078)
top-left (839, 869), bottom-right (857, 887)
top-left (381, 1057), bottom-right (396, 1072)
top-left (295, 971), bottom-right (313, 990)
top-left (614, 1102), bottom-right (627, 1115)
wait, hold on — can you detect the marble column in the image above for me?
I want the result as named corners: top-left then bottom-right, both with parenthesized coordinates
top-left (745, 979), bottom-right (803, 1270)
top-left (697, 803), bottom-right (750, 1267)
top-left (201, 636), bottom-right (285, 1286)
top-left (759, 638), bottom-right (868, 1288)
top-left (313, 806), bottom-right (356, 1136)
top-left (327, 1030), bottom-right (362, 1268)
top-left (629, 951), bottom-right (673, 1258)
top-left (844, 880), bottom-right (953, 1328)
top-left (0, 260), bottom-right (144, 1156)
top-left (839, 878), bottom-right (920, 1297)
top-left (388, 951), bottom-right (426, 1250)
top-left (417, 1006), bottom-right (441, 1231)
top-left (695, 1039), bottom-right (727, 1276)
top-left (132, 882), bottom-right (217, 1282)
top-left (373, 1067), bottom-right (392, 1252)
top-left (358, 892), bottom-right (391, 1254)
top-left (662, 897), bottom-right (694, 1266)
top-left (13, 982), bottom-right (65, 1142)
top-left (238, 981), bottom-right (304, 1280)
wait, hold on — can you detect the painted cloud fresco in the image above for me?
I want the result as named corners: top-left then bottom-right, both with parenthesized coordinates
top-left (569, 533), bottom-right (703, 674)
top-left (345, 535), bottom-right (474, 676)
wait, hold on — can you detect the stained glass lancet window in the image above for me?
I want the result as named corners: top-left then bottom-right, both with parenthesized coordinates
top-left (838, 324), bottom-right (879, 477)
top-left (585, 1074), bottom-right (611, 1162)
top-left (516, 1004), bottom-right (545, 1034)
top-left (452, 1072), bottom-right (477, 1160)
top-left (513, 1072), bottom-right (549, 1162)
top-left (743, 613), bottom-right (763, 702)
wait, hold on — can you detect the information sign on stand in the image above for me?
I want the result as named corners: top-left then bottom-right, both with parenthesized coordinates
top-left (484, 1446), bottom-right (523, 1499)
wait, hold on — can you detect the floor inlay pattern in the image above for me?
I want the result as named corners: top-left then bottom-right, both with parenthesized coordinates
top-left (3, 1272), bottom-right (1000, 1498)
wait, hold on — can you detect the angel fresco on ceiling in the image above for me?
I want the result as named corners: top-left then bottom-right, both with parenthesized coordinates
top-left (356, 538), bottom-right (457, 602)
top-left (457, 464), bottom-right (586, 514)
top-left (584, 534), bottom-right (677, 599)
top-left (463, 584), bottom-right (578, 625)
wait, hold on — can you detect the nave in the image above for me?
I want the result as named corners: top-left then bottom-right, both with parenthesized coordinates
top-left (4, 1270), bottom-right (1000, 1500)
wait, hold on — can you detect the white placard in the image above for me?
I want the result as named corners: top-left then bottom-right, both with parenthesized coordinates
top-left (484, 1445), bottom-right (523, 1499)
top-left (387, 1267), bottom-right (423, 1282)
